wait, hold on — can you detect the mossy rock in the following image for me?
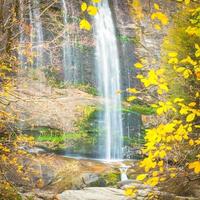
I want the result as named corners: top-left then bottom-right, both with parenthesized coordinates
top-left (89, 170), bottom-right (121, 187)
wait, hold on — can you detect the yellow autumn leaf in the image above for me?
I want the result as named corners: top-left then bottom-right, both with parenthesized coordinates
top-left (151, 12), bottom-right (169, 25)
top-left (176, 67), bottom-right (185, 73)
top-left (127, 96), bottom-right (137, 102)
top-left (159, 84), bottom-right (169, 92)
top-left (188, 161), bottom-right (200, 174)
top-left (189, 139), bottom-right (194, 146)
top-left (154, 24), bottom-right (161, 30)
top-left (80, 19), bottom-right (91, 31)
top-left (152, 171), bottom-right (159, 177)
top-left (157, 88), bottom-right (163, 94)
top-left (81, 2), bottom-right (87, 12)
top-left (183, 69), bottom-right (192, 79)
top-left (168, 57), bottom-right (178, 64)
top-left (136, 74), bottom-right (144, 79)
top-left (188, 102), bottom-right (196, 107)
top-left (141, 58), bottom-right (148, 64)
top-left (185, 0), bottom-right (190, 5)
top-left (186, 113), bottom-right (195, 122)
top-left (154, 3), bottom-right (160, 10)
top-left (131, 0), bottom-right (144, 19)
top-left (160, 177), bottom-right (166, 182)
top-left (156, 68), bottom-right (165, 75)
top-left (134, 62), bottom-right (143, 69)
top-left (87, 5), bottom-right (98, 16)
top-left (146, 177), bottom-right (159, 186)
top-left (174, 98), bottom-right (184, 103)
top-left (175, 135), bottom-right (182, 141)
top-left (92, 0), bottom-right (101, 3)
top-left (181, 56), bottom-right (197, 65)
top-left (195, 43), bottom-right (200, 57)
top-left (158, 160), bottom-right (164, 167)
top-left (136, 174), bottom-right (147, 181)
top-left (159, 150), bottom-right (166, 159)
top-left (127, 88), bottom-right (138, 93)
top-left (195, 70), bottom-right (200, 80)
top-left (170, 173), bottom-right (176, 178)
top-left (168, 52), bottom-right (178, 57)
top-left (124, 187), bottom-right (136, 197)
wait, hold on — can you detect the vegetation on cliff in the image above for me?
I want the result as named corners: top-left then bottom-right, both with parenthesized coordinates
top-left (125, 0), bottom-right (200, 197)
top-left (0, 0), bottom-right (199, 199)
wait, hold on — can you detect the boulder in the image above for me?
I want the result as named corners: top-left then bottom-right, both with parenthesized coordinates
top-left (56, 187), bottom-right (129, 200)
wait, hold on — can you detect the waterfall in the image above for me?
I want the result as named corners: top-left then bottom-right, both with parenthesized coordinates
top-left (61, 0), bottom-right (78, 83)
top-left (119, 165), bottom-right (130, 181)
top-left (29, 0), bottom-right (44, 68)
top-left (94, 0), bottom-right (123, 160)
top-left (18, 0), bottom-right (44, 68)
top-left (18, 0), bottom-right (24, 67)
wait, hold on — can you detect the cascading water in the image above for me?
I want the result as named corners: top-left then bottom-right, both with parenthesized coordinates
top-left (94, 0), bottom-right (123, 160)
top-left (29, 0), bottom-right (44, 68)
top-left (18, 0), bottom-right (26, 67)
top-left (17, 0), bottom-right (139, 160)
top-left (18, 0), bottom-right (44, 68)
top-left (61, 0), bottom-right (79, 83)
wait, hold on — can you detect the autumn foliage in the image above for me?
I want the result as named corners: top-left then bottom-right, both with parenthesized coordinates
top-left (127, 0), bottom-right (200, 190)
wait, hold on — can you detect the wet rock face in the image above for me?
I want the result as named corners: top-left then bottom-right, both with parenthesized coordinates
top-left (1, 0), bottom-right (179, 85)
top-left (0, 0), bottom-right (19, 53)
top-left (12, 154), bottom-right (109, 192)
top-left (129, 0), bottom-right (178, 61)
top-left (31, 0), bottom-right (136, 87)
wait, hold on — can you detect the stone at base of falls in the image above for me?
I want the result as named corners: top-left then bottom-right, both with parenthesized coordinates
top-left (56, 187), bottom-right (129, 200)
top-left (118, 180), bottom-right (136, 188)
top-left (82, 173), bottom-right (99, 186)
top-left (118, 180), bottom-right (152, 190)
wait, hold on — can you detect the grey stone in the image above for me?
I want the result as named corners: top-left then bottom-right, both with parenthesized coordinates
top-left (136, 197), bottom-right (145, 200)
top-left (57, 187), bottom-right (129, 200)
top-left (118, 180), bottom-right (136, 188)
top-left (137, 189), bottom-right (150, 197)
top-left (175, 197), bottom-right (200, 200)
top-left (82, 173), bottom-right (99, 186)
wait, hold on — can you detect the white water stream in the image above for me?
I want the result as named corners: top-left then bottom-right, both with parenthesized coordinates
top-left (29, 0), bottom-right (44, 67)
top-left (18, 0), bottom-right (126, 161)
top-left (18, 0), bottom-right (44, 68)
top-left (61, 0), bottom-right (75, 83)
top-left (94, 0), bottom-right (124, 160)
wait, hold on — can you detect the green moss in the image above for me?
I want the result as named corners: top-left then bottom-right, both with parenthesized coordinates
top-left (124, 135), bottom-right (145, 146)
top-left (33, 106), bottom-right (100, 155)
top-left (75, 43), bottom-right (93, 52)
top-left (75, 106), bottom-right (99, 141)
top-left (123, 104), bottom-right (156, 115)
top-left (117, 34), bottom-right (139, 44)
top-left (73, 84), bottom-right (98, 96)
top-left (32, 104), bottom-right (144, 156)
top-left (90, 171), bottom-right (120, 187)
top-left (103, 172), bottom-right (120, 186)
top-left (36, 133), bottom-right (83, 143)
top-left (44, 66), bottom-right (98, 95)
top-left (32, 127), bottom-right (86, 144)
top-left (43, 67), bottom-right (67, 89)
